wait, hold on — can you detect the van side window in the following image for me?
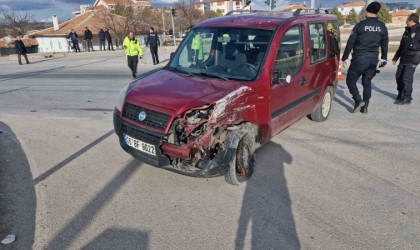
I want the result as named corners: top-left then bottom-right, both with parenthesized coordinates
top-left (327, 21), bottom-right (340, 57)
top-left (309, 23), bottom-right (326, 63)
top-left (274, 26), bottom-right (304, 78)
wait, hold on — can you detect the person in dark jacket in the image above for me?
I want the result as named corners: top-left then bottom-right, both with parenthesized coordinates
top-left (67, 29), bottom-right (80, 52)
top-left (341, 1), bottom-right (389, 114)
top-left (392, 13), bottom-right (420, 105)
top-left (146, 27), bottom-right (160, 64)
top-left (99, 28), bottom-right (106, 51)
top-left (84, 27), bottom-right (94, 52)
top-left (105, 28), bottom-right (114, 51)
top-left (15, 36), bottom-right (30, 65)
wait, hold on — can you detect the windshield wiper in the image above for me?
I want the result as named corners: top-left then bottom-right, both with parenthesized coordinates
top-left (169, 67), bottom-right (193, 77)
top-left (193, 72), bottom-right (230, 81)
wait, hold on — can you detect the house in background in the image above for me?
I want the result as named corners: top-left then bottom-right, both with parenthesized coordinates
top-left (391, 9), bottom-right (414, 23)
top-left (0, 37), bottom-right (38, 56)
top-left (194, 0), bottom-right (244, 15)
top-left (30, 11), bottom-right (125, 53)
top-left (281, 4), bottom-right (308, 12)
top-left (337, 1), bottom-right (366, 15)
top-left (93, 0), bottom-right (151, 10)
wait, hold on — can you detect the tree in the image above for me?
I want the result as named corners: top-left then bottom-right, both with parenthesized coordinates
top-left (0, 10), bottom-right (35, 36)
top-left (347, 8), bottom-right (358, 24)
top-left (358, 7), bottom-right (366, 21)
top-left (416, 7), bottom-right (420, 15)
top-left (377, 3), bottom-right (392, 23)
top-left (331, 8), bottom-right (344, 26)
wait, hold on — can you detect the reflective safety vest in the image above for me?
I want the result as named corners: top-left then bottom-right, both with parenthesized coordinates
top-left (123, 36), bottom-right (143, 57)
top-left (191, 34), bottom-right (203, 60)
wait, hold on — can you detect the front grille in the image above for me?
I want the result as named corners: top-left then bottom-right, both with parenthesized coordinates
top-left (123, 103), bottom-right (171, 131)
top-left (121, 123), bottom-right (162, 144)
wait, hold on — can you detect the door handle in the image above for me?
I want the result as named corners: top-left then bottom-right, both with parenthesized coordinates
top-left (299, 77), bottom-right (306, 86)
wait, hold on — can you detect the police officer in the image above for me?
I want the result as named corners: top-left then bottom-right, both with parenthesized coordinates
top-left (341, 1), bottom-right (389, 114)
top-left (191, 32), bottom-right (203, 66)
top-left (123, 31), bottom-right (143, 78)
top-left (392, 13), bottom-right (420, 105)
top-left (146, 27), bottom-right (160, 65)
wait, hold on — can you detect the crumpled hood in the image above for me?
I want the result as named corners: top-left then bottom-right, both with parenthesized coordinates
top-left (126, 69), bottom-right (242, 114)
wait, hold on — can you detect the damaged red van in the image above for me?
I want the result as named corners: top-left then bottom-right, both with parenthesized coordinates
top-left (114, 10), bottom-right (341, 185)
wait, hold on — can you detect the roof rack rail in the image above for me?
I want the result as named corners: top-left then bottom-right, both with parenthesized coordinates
top-left (225, 9), bottom-right (269, 16)
top-left (293, 8), bottom-right (330, 16)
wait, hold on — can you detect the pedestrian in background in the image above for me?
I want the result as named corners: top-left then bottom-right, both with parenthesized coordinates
top-left (14, 36), bottom-right (30, 65)
top-left (67, 29), bottom-right (81, 52)
top-left (392, 13), bottom-right (420, 105)
top-left (191, 32), bottom-right (203, 66)
top-left (123, 31), bottom-right (143, 78)
top-left (105, 28), bottom-right (114, 51)
top-left (341, 1), bottom-right (388, 114)
top-left (99, 28), bottom-right (106, 51)
top-left (84, 27), bottom-right (94, 52)
top-left (146, 27), bottom-right (160, 65)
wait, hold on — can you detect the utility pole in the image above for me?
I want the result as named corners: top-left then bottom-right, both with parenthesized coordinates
top-left (229, 0), bottom-right (233, 12)
top-left (162, 11), bottom-right (165, 38)
top-left (311, 0), bottom-right (315, 8)
top-left (264, 0), bottom-right (276, 10)
top-left (171, 8), bottom-right (176, 46)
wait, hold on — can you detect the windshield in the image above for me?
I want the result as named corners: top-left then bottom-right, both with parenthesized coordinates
top-left (169, 28), bottom-right (273, 81)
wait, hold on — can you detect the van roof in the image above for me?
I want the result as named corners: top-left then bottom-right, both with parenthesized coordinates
top-left (195, 12), bottom-right (338, 30)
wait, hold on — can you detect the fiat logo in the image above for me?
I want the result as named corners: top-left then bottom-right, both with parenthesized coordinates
top-left (138, 111), bottom-right (147, 121)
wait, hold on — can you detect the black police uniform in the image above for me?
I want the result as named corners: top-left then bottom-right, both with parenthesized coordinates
top-left (393, 23), bottom-right (420, 103)
top-left (342, 17), bottom-right (388, 111)
top-left (146, 32), bottom-right (160, 65)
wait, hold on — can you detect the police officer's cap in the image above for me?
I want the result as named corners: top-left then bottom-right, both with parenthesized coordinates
top-left (366, 2), bottom-right (381, 14)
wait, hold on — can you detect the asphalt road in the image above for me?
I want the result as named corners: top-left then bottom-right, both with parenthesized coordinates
top-left (0, 51), bottom-right (419, 249)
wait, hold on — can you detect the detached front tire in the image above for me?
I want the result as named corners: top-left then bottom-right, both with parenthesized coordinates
top-left (225, 132), bottom-right (255, 185)
top-left (309, 86), bottom-right (333, 122)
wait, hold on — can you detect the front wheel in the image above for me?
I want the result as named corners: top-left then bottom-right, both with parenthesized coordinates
top-left (309, 86), bottom-right (333, 122)
top-left (225, 133), bottom-right (255, 185)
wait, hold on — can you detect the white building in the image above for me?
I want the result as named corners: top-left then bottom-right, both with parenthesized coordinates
top-left (30, 11), bottom-right (124, 53)
top-left (337, 1), bottom-right (366, 16)
top-left (194, 0), bottom-right (244, 15)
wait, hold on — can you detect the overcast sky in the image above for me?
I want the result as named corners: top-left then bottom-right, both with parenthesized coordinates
top-left (0, 0), bottom-right (418, 22)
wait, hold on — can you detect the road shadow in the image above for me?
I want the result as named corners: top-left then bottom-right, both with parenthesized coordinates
top-left (372, 83), bottom-right (397, 100)
top-left (34, 130), bottom-right (114, 185)
top-left (46, 159), bottom-right (142, 249)
top-left (0, 122), bottom-right (36, 249)
top-left (335, 89), bottom-right (354, 113)
top-left (235, 141), bottom-right (299, 249)
top-left (83, 228), bottom-right (149, 250)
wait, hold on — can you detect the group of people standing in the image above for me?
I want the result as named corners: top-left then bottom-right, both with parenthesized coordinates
top-left (67, 27), bottom-right (114, 52)
top-left (342, 1), bottom-right (419, 112)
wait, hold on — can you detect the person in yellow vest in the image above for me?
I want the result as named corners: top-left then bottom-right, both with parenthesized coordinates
top-left (123, 31), bottom-right (143, 78)
top-left (191, 33), bottom-right (203, 66)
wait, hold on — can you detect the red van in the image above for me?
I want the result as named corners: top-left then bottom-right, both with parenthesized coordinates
top-left (114, 10), bottom-right (340, 185)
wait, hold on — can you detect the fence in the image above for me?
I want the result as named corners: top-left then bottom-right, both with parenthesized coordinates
top-left (0, 46), bottom-right (39, 56)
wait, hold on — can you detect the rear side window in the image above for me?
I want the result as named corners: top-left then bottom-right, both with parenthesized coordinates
top-left (309, 23), bottom-right (326, 63)
top-left (274, 25), bottom-right (304, 78)
top-left (327, 21), bottom-right (340, 57)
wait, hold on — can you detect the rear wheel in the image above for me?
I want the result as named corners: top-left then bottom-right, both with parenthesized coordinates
top-left (309, 86), bottom-right (333, 122)
top-left (225, 133), bottom-right (255, 185)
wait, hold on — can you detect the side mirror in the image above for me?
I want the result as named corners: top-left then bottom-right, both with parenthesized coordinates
top-left (170, 52), bottom-right (175, 60)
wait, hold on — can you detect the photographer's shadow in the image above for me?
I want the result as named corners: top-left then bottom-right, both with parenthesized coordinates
top-left (235, 141), bottom-right (300, 249)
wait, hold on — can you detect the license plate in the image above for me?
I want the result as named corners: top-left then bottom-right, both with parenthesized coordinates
top-left (124, 133), bottom-right (156, 156)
